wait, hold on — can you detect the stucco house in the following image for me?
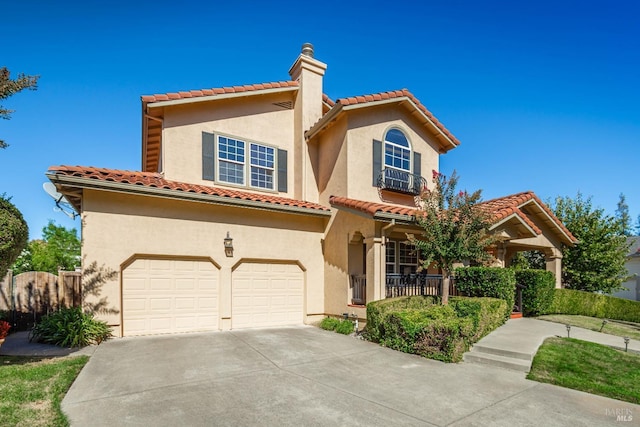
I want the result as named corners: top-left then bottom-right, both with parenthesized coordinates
top-left (46, 44), bottom-right (576, 337)
top-left (612, 236), bottom-right (640, 301)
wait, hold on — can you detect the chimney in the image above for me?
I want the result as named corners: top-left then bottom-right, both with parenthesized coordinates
top-left (289, 43), bottom-right (327, 201)
top-left (289, 43), bottom-right (327, 130)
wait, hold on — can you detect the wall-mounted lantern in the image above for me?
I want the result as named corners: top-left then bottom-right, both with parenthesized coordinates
top-left (224, 232), bottom-right (234, 257)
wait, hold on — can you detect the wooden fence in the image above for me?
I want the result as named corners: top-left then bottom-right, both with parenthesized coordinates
top-left (0, 270), bottom-right (82, 329)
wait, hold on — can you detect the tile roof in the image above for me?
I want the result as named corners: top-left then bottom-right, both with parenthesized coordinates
top-left (477, 191), bottom-right (577, 242)
top-left (330, 191), bottom-right (577, 243)
top-left (322, 93), bottom-right (335, 107)
top-left (141, 81), bottom-right (299, 103)
top-left (48, 166), bottom-right (330, 214)
top-left (329, 196), bottom-right (416, 217)
top-left (334, 89), bottom-right (461, 147)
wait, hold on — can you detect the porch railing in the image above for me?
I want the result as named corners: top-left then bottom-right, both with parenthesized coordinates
top-left (350, 274), bottom-right (367, 305)
top-left (385, 274), bottom-right (458, 299)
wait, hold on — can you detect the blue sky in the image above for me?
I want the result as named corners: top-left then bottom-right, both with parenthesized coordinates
top-left (2, 0), bottom-right (639, 239)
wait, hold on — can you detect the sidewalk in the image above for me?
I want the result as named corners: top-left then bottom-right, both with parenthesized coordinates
top-left (0, 331), bottom-right (96, 357)
top-left (464, 317), bottom-right (640, 372)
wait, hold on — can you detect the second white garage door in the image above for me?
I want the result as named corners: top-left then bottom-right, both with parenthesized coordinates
top-left (232, 262), bottom-right (304, 329)
top-left (122, 258), bottom-right (219, 336)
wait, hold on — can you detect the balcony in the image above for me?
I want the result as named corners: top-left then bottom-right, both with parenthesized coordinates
top-left (377, 169), bottom-right (427, 196)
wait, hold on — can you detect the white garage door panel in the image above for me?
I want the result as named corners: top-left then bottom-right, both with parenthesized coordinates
top-left (232, 262), bottom-right (304, 329)
top-left (123, 259), bottom-right (219, 336)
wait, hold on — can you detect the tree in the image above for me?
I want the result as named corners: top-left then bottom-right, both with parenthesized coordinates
top-left (615, 193), bottom-right (632, 236)
top-left (11, 221), bottom-right (80, 275)
top-left (510, 250), bottom-right (546, 270)
top-left (1, 67), bottom-right (39, 148)
top-left (409, 170), bottom-right (496, 304)
top-left (0, 194), bottom-right (29, 279)
top-left (635, 214), bottom-right (640, 236)
top-left (551, 193), bottom-right (629, 293)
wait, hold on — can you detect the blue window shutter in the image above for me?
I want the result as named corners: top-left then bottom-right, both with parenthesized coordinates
top-left (202, 132), bottom-right (215, 181)
top-left (413, 152), bottom-right (421, 177)
top-left (372, 139), bottom-right (382, 186)
top-left (277, 149), bottom-right (288, 192)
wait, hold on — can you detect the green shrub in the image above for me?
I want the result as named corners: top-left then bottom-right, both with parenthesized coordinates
top-left (454, 267), bottom-right (515, 319)
top-left (319, 317), bottom-right (341, 331)
top-left (547, 288), bottom-right (640, 323)
top-left (515, 269), bottom-right (556, 316)
top-left (365, 296), bottom-right (507, 362)
top-left (450, 297), bottom-right (506, 342)
top-left (30, 307), bottom-right (112, 347)
top-left (364, 296), bottom-right (437, 342)
top-left (335, 319), bottom-right (355, 335)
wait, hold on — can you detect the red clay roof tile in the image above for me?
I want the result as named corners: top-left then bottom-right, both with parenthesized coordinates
top-left (48, 166), bottom-right (330, 214)
top-left (332, 89), bottom-right (460, 147)
top-left (141, 81), bottom-right (299, 103)
top-left (329, 191), bottom-right (576, 243)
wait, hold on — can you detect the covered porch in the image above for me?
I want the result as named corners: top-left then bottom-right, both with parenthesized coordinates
top-left (328, 192), bottom-right (577, 319)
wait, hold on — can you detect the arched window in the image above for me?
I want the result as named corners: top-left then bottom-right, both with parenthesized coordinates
top-left (384, 128), bottom-right (411, 172)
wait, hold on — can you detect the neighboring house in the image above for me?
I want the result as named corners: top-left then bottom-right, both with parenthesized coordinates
top-left (613, 237), bottom-right (640, 301)
top-left (46, 44), bottom-right (576, 337)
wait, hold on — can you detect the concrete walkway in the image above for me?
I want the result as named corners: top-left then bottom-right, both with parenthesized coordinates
top-left (2, 323), bottom-right (640, 425)
top-left (464, 318), bottom-right (640, 372)
top-left (0, 331), bottom-right (96, 357)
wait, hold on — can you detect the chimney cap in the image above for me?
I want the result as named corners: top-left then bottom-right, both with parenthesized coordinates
top-left (301, 43), bottom-right (314, 58)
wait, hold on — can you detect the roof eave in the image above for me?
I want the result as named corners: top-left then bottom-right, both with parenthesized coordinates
top-left (489, 213), bottom-right (538, 238)
top-left (46, 173), bottom-right (332, 219)
top-left (145, 86), bottom-right (299, 109)
top-left (306, 97), bottom-right (458, 151)
top-left (521, 199), bottom-right (576, 245)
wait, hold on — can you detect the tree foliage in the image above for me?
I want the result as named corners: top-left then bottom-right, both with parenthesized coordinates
top-left (12, 221), bottom-right (80, 275)
top-left (615, 193), bottom-right (632, 236)
top-left (0, 67), bottom-right (39, 148)
top-left (551, 193), bottom-right (629, 293)
top-left (410, 170), bottom-right (496, 304)
top-left (0, 194), bottom-right (29, 279)
top-left (510, 250), bottom-right (546, 270)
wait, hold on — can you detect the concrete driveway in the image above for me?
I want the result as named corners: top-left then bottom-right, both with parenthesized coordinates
top-left (62, 326), bottom-right (639, 426)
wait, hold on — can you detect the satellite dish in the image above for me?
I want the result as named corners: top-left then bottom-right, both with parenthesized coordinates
top-left (43, 182), bottom-right (79, 219)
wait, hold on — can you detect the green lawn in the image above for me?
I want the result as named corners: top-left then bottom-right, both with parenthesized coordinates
top-left (0, 355), bottom-right (89, 427)
top-left (537, 314), bottom-right (640, 341)
top-left (528, 337), bottom-right (640, 404)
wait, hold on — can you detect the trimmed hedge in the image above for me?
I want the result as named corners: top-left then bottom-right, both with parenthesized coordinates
top-left (546, 288), bottom-right (640, 323)
top-left (454, 267), bottom-right (515, 320)
top-left (515, 269), bottom-right (556, 316)
top-left (364, 296), bottom-right (438, 343)
top-left (364, 296), bottom-right (507, 362)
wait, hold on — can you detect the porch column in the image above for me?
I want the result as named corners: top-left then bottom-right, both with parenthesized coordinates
top-left (364, 236), bottom-right (384, 302)
top-left (545, 248), bottom-right (563, 288)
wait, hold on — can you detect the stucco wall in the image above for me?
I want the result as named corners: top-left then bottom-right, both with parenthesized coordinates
top-left (316, 106), bottom-right (440, 207)
top-left (160, 92), bottom-right (296, 197)
top-left (81, 189), bottom-right (327, 336)
top-left (323, 210), bottom-right (376, 319)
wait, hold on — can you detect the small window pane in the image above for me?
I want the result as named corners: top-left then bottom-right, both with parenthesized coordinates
top-left (384, 128), bottom-right (410, 147)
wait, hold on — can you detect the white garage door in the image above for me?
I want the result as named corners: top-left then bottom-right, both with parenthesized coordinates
top-left (123, 258), bottom-right (219, 336)
top-left (232, 262), bottom-right (304, 329)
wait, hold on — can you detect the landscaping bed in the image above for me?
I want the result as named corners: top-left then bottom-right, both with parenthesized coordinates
top-left (363, 295), bottom-right (507, 362)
